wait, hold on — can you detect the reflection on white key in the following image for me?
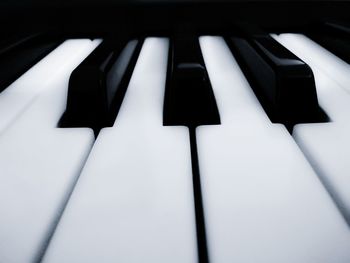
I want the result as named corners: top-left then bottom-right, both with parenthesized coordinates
top-left (42, 38), bottom-right (197, 263)
top-left (197, 36), bottom-right (350, 263)
top-left (0, 39), bottom-right (99, 133)
top-left (0, 39), bottom-right (101, 263)
top-left (271, 34), bottom-right (350, 94)
top-left (275, 33), bottom-right (350, 223)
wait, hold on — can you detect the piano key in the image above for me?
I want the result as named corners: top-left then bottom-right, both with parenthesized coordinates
top-left (274, 33), bottom-right (350, 223)
top-left (0, 39), bottom-right (101, 263)
top-left (271, 33), bottom-right (350, 95)
top-left (42, 38), bottom-right (197, 263)
top-left (197, 36), bottom-right (350, 263)
top-left (226, 28), bottom-right (325, 130)
top-left (0, 33), bottom-right (62, 93)
top-left (61, 38), bottom-right (143, 135)
top-left (0, 39), bottom-right (101, 133)
top-left (163, 34), bottom-right (220, 127)
top-left (307, 22), bottom-right (350, 64)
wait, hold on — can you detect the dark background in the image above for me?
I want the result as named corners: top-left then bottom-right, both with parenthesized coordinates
top-left (1, 0), bottom-right (349, 35)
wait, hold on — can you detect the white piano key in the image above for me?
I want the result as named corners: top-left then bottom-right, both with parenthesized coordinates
top-left (0, 39), bottom-right (101, 263)
top-left (42, 38), bottom-right (197, 263)
top-left (271, 33), bottom-right (350, 94)
top-left (0, 39), bottom-right (99, 133)
top-left (274, 33), bottom-right (350, 223)
top-left (197, 36), bottom-right (350, 263)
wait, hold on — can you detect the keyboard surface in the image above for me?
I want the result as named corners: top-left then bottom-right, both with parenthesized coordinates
top-left (1, 22), bottom-right (350, 262)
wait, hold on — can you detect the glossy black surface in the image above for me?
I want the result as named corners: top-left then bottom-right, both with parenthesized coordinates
top-left (60, 38), bottom-right (143, 135)
top-left (163, 33), bottom-right (220, 127)
top-left (226, 28), bottom-right (328, 130)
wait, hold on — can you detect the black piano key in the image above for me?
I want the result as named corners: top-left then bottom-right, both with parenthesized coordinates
top-left (226, 29), bottom-right (327, 130)
top-left (307, 22), bottom-right (350, 64)
top-left (0, 33), bottom-right (62, 93)
top-left (163, 34), bottom-right (220, 127)
top-left (60, 37), bottom-right (143, 135)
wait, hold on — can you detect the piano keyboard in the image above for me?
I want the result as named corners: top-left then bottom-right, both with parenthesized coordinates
top-left (1, 30), bottom-right (350, 263)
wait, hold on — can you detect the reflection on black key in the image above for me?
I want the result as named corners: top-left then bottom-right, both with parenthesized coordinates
top-left (307, 22), bottom-right (350, 64)
top-left (0, 33), bottom-right (61, 92)
top-left (163, 35), bottom-right (220, 127)
top-left (60, 38), bottom-right (143, 135)
top-left (226, 28), bottom-right (327, 130)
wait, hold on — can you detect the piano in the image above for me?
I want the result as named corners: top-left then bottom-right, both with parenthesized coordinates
top-left (1, 1), bottom-right (350, 262)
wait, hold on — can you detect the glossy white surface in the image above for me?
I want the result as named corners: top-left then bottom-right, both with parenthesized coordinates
top-left (197, 36), bottom-right (350, 263)
top-left (275, 33), bottom-right (350, 223)
top-left (0, 39), bottom-right (100, 133)
top-left (42, 38), bottom-right (197, 263)
top-left (0, 39), bottom-right (101, 263)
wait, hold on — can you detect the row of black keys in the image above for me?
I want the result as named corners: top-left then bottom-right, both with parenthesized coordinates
top-left (1, 23), bottom-right (349, 135)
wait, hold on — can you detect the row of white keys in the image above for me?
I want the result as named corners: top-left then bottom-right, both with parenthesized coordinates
top-left (42, 38), bottom-right (197, 263)
top-left (0, 39), bottom-right (98, 133)
top-left (0, 39), bottom-right (101, 263)
top-left (197, 36), bottom-right (350, 263)
top-left (274, 33), bottom-right (350, 223)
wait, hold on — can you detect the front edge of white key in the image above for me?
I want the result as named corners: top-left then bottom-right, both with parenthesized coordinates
top-left (42, 38), bottom-right (198, 263)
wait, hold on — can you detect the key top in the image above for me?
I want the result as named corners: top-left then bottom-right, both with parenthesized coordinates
top-left (42, 38), bottom-right (197, 263)
top-left (197, 36), bottom-right (350, 263)
top-left (275, 33), bottom-right (350, 224)
top-left (0, 39), bottom-right (100, 263)
top-left (61, 38), bottom-right (143, 135)
top-left (0, 39), bottom-right (100, 133)
top-left (226, 28), bottom-right (325, 130)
